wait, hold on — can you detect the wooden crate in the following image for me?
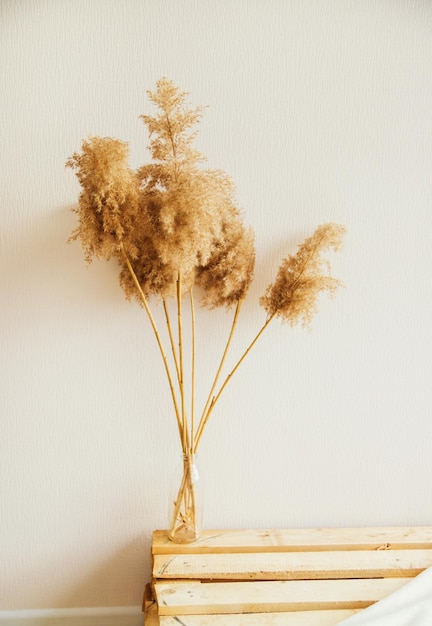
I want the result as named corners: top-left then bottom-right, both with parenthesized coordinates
top-left (144, 527), bottom-right (432, 625)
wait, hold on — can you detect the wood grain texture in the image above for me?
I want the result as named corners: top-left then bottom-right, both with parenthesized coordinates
top-left (152, 527), bottom-right (432, 554)
top-left (153, 548), bottom-right (432, 580)
top-left (158, 609), bottom-right (360, 625)
top-left (155, 578), bottom-right (410, 615)
top-left (148, 528), bottom-right (432, 624)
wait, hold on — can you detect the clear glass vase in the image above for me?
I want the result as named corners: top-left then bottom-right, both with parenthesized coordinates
top-left (168, 453), bottom-right (202, 543)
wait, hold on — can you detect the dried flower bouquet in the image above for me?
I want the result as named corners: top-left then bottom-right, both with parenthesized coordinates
top-left (67, 78), bottom-right (345, 542)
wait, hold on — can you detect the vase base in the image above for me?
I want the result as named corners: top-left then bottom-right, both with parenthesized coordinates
top-left (168, 527), bottom-right (200, 544)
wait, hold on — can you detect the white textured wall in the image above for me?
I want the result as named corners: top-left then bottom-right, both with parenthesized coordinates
top-left (1, 0), bottom-right (431, 611)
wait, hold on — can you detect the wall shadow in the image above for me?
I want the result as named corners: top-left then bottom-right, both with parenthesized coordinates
top-left (59, 535), bottom-right (152, 609)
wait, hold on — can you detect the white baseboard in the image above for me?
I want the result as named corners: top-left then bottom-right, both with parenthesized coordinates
top-left (0, 606), bottom-right (142, 626)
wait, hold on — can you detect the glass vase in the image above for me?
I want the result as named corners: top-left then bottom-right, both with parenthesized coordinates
top-left (168, 453), bottom-right (202, 543)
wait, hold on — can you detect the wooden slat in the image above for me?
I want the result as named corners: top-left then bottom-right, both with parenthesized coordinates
top-left (144, 603), bottom-right (160, 626)
top-left (148, 528), bottom-right (432, 624)
top-left (155, 578), bottom-right (410, 616)
top-left (159, 609), bottom-right (360, 625)
top-left (144, 582), bottom-right (160, 626)
top-left (152, 527), bottom-right (432, 554)
top-left (153, 548), bottom-right (432, 580)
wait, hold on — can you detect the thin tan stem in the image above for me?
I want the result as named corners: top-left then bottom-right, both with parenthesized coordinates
top-left (120, 246), bottom-right (184, 449)
top-left (176, 273), bottom-right (188, 453)
top-left (168, 454), bottom-right (199, 541)
top-left (189, 288), bottom-right (196, 452)
top-left (194, 298), bottom-right (244, 451)
top-left (169, 457), bottom-right (187, 527)
top-left (195, 311), bottom-right (276, 451)
top-left (163, 298), bottom-right (181, 384)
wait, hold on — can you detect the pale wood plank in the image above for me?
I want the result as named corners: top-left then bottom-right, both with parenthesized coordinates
top-left (152, 527), bottom-right (432, 554)
top-left (155, 577), bottom-right (410, 616)
top-left (153, 548), bottom-right (432, 580)
top-left (159, 609), bottom-right (360, 625)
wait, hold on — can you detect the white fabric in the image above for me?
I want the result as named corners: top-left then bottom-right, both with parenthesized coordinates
top-left (338, 567), bottom-right (432, 625)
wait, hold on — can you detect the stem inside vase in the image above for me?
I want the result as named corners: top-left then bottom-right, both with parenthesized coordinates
top-left (168, 454), bottom-right (201, 543)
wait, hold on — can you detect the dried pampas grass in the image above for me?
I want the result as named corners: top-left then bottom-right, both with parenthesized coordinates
top-left (67, 78), bottom-right (345, 456)
top-left (261, 223), bottom-right (346, 328)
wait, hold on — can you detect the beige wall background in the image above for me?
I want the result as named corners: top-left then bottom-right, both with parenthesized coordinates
top-left (1, 0), bottom-right (431, 612)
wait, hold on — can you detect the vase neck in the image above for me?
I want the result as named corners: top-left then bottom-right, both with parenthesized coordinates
top-left (182, 452), bottom-right (198, 463)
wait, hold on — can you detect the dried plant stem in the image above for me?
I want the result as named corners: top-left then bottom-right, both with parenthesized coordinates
top-left (163, 298), bottom-right (181, 385)
top-left (176, 273), bottom-right (189, 453)
top-left (195, 311), bottom-right (276, 451)
top-left (169, 454), bottom-right (199, 542)
top-left (120, 246), bottom-right (184, 447)
top-left (169, 457), bottom-right (188, 535)
top-left (194, 298), bottom-right (244, 451)
top-left (189, 288), bottom-right (196, 452)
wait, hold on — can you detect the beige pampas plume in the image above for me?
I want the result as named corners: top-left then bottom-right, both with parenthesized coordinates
top-left (135, 77), bottom-right (249, 299)
top-left (66, 136), bottom-right (139, 263)
top-left (260, 223), bottom-right (346, 328)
